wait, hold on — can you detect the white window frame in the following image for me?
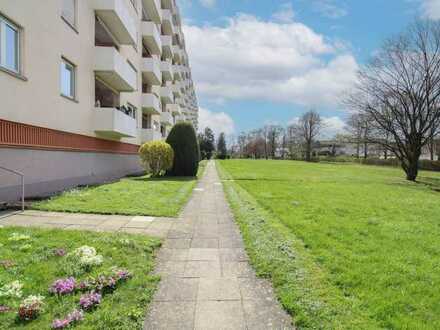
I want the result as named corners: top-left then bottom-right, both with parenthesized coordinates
top-left (0, 14), bottom-right (20, 74)
top-left (60, 57), bottom-right (76, 100)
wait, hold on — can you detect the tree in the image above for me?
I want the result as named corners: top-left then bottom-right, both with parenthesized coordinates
top-left (216, 132), bottom-right (228, 159)
top-left (198, 127), bottom-right (215, 159)
top-left (346, 113), bottom-right (371, 158)
top-left (346, 21), bottom-right (440, 181)
top-left (166, 123), bottom-right (199, 177)
top-left (295, 110), bottom-right (322, 161)
top-left (139, 141), bottom-right (174, 177)
top-left (265, 125), bottom-right (284, 158)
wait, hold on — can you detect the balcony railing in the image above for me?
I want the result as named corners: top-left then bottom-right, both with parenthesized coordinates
top-left (93, 107), bottom-right (137, 138)
top-left (92, 0), bottom-right (137, 45)
top-left (94, 46), bottom-right (137, 92)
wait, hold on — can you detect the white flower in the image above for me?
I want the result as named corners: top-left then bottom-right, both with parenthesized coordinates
top-left (0, 280), bottom-right (23, 298)
top-left (71, 246), bottom-right (103, 268)
top-left (20, 295), bottom-right (45, 309)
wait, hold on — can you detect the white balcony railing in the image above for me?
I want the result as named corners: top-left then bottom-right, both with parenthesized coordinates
top-left (141, 0), bottom-right (161, 24)
top-left (93, 107), bottom-right (137, 138)
top-left (141, 56), bottom-right (161, 85)
top-left (142, 93), bottom-right (161, 114)
top-left (161, 60), bottom-right (173, 82)
top-left (160, 86), bottom-right (173, 104)
top-left (160, 111), bottom-right (174, 126)
top-left (160, 35), bottom-right (173, 59)
top-left (139, 128), bottom-right (163, 142)
top-left (141, 21), bottom-right (162, 55)
top-left (167, 103), bottom-right (181, 115)
top-left (92, 0), bottom-right (137, 45)
top-left (94, 46), bottom-right (137, 92)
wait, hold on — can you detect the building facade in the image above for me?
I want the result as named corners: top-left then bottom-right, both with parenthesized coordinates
top-left (0, 0), bottom-right (199, 202)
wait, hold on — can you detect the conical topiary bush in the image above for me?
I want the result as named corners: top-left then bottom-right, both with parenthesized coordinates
top-left (166, 123), bottom-right (200, 176)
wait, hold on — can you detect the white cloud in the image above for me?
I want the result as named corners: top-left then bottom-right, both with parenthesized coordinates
top-left (421, 0), bottom-right (440, 19)
top-left (321, 116), bottom-right (346, 138)
top-left (184, 14), bottom-right (358, 107)
top-left (198, 107), bottom-right (235, 137)
top-left (199, 0), bottom-right (216, 9)
top-left (272, 3), bottom-right (295, 23)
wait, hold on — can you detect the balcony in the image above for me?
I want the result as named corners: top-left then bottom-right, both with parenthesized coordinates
top-left (161, 60), bottom-right (173, 82)
top-left (141, 21), bottom-right (161, 55)
top-left (142, 93), bottom-right (161, 115)
top-left (92, 0), bottom-right (137, 45)
top-left (93, 107), bottom-right (137, 138)
top-left (139, 128), bottom-right (163, 142)
top-left (172, 45), bottom-right (181, 62)
top-left (160, 111), bottom-right (174, 126)
top-left (161, 9), bottom-right (173, 35)
top-left (167, 103), bottom-right (181, 115)
top-left (173, 65), bottom-right (181, 81)
top-left (141, 56), bottom-right (161, 85)
top-left (171, 84), bottom-right (181, 97)
top-left (160, 86), bottom-right (173, 104)
top-left (161, 35), bottom-right (173, 59)
top-left (94, 46), bottom-right (137, 92)
top-left (141, 0), bottom-right (161, 24)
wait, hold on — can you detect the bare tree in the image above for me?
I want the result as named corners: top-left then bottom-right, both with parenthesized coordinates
top-left (346, 21), bottom-right (440, 181)
top-left (265, 125), bottom-right (284, 158)
top-left (346, 113), bottom-right (372, 158)
top-left (295, 110), bottom-right (322, 161)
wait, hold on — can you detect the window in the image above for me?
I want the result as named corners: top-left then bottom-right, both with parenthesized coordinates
top-left (60, 58), bottom-right (76, 99)
top-left (0, 15), bottom-right (20, 73)
top-left (61, 0), bottom-right (76, 29)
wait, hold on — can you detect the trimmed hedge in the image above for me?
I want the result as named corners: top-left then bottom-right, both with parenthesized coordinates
top-left (139, 141), bottom-right (174, 177)
top-left (166, 123), bottom-right (200, 176)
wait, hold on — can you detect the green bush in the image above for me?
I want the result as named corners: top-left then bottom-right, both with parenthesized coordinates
top-left (139, 141), bottom-right (174, 177)
top-left (166, 123), bottom-right (200, 176)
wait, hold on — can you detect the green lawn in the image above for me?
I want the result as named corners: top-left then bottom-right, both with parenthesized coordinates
top-left (32, 161), bottom-right (206, 217)
top-left (0, 227), bottom-right (161, 329)
top-left (218, 159), bottom-right (440, 329)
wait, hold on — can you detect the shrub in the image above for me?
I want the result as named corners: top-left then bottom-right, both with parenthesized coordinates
top-left (139, 141), bottom-right (174, 177)
top-left (166, 123), bottom-right (200, 176)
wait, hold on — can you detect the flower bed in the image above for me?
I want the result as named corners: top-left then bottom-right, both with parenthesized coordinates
top-left (0, 228), bottom-right (161, 329)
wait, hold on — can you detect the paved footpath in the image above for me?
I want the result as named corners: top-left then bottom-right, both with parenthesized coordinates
top-left (0, 161), bottom-right (293, 329)
top-left (144, 161), bottom-right (293, 330)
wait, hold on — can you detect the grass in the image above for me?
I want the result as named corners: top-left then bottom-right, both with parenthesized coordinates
top-left (217, 159), bottom-right (440, 329)
top-left (0, 227), bottom-right (161, 329)
top-left (32, 161), bottom-right (207, 217)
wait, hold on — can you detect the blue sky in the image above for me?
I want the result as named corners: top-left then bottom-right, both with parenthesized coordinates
top-left (179, 0), bottom-right (439, 138)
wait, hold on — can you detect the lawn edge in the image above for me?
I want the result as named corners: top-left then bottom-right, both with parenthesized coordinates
top-left (216, 160), bottom-right (378, 329)
top-left (31, 160), bottom-right (209, 218)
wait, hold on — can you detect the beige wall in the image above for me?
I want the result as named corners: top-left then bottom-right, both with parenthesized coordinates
top-left (0, 147), bottom-right (142, 202)
top-left (0, 0), bottom-right (191, 145)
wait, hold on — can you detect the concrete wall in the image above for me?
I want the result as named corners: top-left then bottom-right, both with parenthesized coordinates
top-left (0, 148), bottom-right (143, 202)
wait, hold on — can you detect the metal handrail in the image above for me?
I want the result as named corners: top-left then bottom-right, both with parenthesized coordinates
top-left (0, 166), bottom-right (24, 212)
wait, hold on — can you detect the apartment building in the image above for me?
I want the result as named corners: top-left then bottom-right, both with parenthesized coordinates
top-left (0, 0), bottom-right (199, 202)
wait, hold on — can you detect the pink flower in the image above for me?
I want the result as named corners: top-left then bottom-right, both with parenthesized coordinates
top-left (0, 305), bottom-right (10, 313)
top-left (79, 292), bottom-right (101, 311)
top-left (52, 309), bottom-right (83, 329)
top-left (53, 248), bottom-right (66, 257)
top-left (49, 277), bottom-right (76, 295)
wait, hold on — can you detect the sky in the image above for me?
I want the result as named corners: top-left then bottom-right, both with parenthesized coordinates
top-left (179, 0), bottom-right (440, 139)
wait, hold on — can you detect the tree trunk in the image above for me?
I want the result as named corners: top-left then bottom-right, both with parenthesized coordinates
top-left (305, 142), bottom-right (312, 162)
top-left (403, 145), bottom-right (421, 181)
